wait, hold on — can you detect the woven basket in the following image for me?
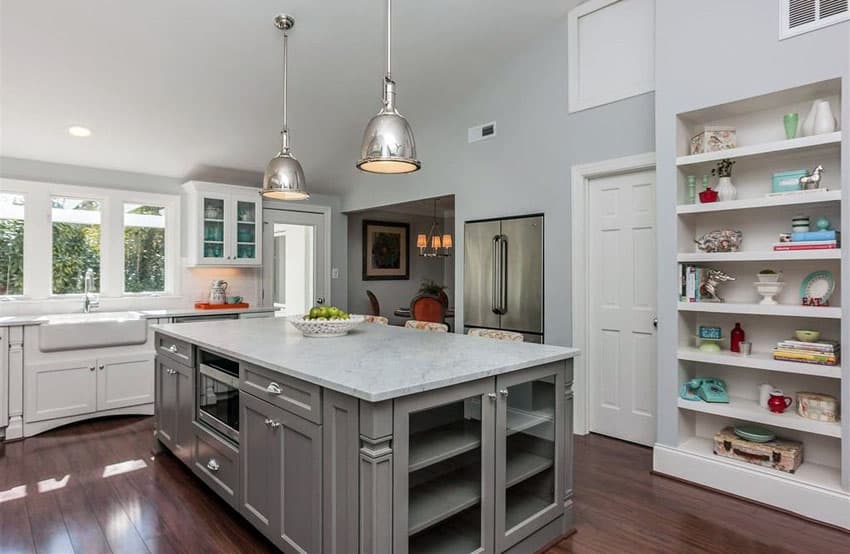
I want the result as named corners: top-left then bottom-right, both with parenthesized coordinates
top-left (288, 315), bottom-right (365, 338)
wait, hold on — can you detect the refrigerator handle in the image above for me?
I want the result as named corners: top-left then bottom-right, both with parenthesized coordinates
top-left (499, 235), bottom-right (508, 314)
top-left (492, 235), bottom-right (501, 314)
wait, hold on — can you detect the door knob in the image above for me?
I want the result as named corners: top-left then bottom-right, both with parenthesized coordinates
top-left (652, 316), bottom-right (658, 329)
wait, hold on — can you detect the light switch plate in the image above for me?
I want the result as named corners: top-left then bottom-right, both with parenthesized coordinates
top-left (332, 268), bottom-right (339, 279)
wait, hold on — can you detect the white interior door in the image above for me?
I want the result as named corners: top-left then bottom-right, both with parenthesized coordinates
top-left (262, 208), bottom-right (327, 316)
top-left (588, 169), bottom-right (656, 446)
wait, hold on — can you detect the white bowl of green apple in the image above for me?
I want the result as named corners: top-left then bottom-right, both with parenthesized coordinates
top-left (288, 307), bottom-right (365, 338)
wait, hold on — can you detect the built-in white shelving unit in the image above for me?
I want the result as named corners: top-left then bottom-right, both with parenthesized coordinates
top-left (654, 78), bottom-right (850, 530)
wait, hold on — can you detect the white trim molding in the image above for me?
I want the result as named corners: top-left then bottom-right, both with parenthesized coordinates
top-left (570, 152), bottom-right (656, 435)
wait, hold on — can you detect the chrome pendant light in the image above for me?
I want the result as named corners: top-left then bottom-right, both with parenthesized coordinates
top-left (356, 0), bottom-right (421, 174)
top-left (262, 14), bottom-right (309, 200)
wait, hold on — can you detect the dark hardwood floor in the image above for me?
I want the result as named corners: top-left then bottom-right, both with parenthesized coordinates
top-left (0, 416), bottom-right (847, 553)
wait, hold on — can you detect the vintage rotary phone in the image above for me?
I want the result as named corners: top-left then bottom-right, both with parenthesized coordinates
top-left (680, 378), bottom-right (729, 403)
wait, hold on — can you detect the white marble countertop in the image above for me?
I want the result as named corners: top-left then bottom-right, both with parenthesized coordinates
top-left (153, 318), bottom-right (579, 402)
top-left (0, 306), bottom-right (277, 326)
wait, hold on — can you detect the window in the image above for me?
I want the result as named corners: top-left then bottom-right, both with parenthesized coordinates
top-left (0, 192), bottom-right (25, 296)
top-left (51, 196), bottom-right (102, 294)
top-left (124, 203), bottom-right (166, 293)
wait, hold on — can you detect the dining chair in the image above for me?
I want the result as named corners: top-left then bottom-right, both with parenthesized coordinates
top-left (404, 320), bottom-right (449, 332)
top-left (366, 290), bottom-right (381, 317)
top-left (363, 315), bottom-right (389, 325)
top-left (467, 328), bottom-right (524, 342)
top-left (410, 294), bottom-right (446, 324)
top-left (438, 289), bottom-right (449, 307)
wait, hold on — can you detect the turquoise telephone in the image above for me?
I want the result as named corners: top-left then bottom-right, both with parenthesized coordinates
top-left (680, 378), bottom-right (729, 403)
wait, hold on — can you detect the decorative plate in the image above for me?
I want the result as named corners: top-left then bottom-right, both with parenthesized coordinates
top-left (288, 315), bottom-right (365, 338)
top-left (734, 425), bottom-right (776, 443)
top-left (800, 270), bottom-right (835, 304)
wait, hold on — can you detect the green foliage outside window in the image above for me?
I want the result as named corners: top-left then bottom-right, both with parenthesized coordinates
top-left (0, 218), bottom-right (24, 295)
top-left (124, 204), bottom-right (165, 293)
top-left (52, 222), bottom-right (101, 294)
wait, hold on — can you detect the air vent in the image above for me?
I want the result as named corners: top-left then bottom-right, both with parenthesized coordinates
top-left (468, 122), bottom-right (497, 143)
top-left (781, 0), bottom-right (848, 39)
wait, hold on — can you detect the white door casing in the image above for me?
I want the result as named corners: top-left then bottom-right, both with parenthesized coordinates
top-left (570, 153), bottom-right (656, 441)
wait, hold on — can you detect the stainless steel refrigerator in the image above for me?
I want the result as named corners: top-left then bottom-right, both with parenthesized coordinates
top-left (464, 215), bottom-right (543, 343)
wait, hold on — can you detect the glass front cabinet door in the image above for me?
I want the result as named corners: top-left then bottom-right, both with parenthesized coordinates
top-left (185, 182), bottom-right (263, 267)
top-left (199, 193), bottom-right (228, 264)
top-left (230, 194), bottom-right (261, 265)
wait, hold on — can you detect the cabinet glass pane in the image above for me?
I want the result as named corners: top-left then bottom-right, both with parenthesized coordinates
top-left (236, 201), bottom-right (256, 223)
top-left (236, 244), bottom-right (256, 259)
top-left (503, 378), bottom-right (555, 532)
top-left (408, 397), bottom-right (482, 553)
top-left (203, 197), bottom-right (225, 259)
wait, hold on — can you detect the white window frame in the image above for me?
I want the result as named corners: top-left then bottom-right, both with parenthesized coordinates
top-left (0, 178), bottom-right (180, 300)
top-left (779, 0), bottom-right (850, 40)
top-left (567, 0), bottom-right (656, 113)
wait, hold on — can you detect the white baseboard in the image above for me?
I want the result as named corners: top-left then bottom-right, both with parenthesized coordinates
top-left (653, 444), bottom-right (850, 530)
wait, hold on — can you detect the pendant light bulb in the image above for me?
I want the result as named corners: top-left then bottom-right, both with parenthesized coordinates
top-left (262, 14), bottom-right (309, 200)
top-left (356, 0), bottom-right (421, 174)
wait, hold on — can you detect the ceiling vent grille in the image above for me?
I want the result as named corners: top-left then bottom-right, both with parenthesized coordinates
top-left (781, 0), bottom-right (849, 39)
top-left (468, 122), bottom-right (496, 144)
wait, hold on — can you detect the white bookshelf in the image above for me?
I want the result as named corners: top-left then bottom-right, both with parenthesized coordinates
top-left (655, 78), bottom-right (848, 528)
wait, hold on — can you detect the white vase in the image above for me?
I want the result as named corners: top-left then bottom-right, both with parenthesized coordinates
top-left (813, 100), bottom-right (836, 135)
top-left (801, 99), bottom-right (821, 137)
top-left (716, 176), bottom-right (736, 202)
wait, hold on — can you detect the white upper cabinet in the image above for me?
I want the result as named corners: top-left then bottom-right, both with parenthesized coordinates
top-left (183, 181), bottom-right (262, 267)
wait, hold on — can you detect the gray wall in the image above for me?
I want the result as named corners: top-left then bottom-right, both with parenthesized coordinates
top-left (654, 1), bottom-right (849, 448)
top-left (342, 17), bottom-right (656, 347)
top-left (348, 210), bottom-right (453, 325)
top-left (0, 157), bottom-right (349, 309)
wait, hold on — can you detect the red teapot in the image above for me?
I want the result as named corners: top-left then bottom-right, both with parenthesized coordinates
top-left (767, 390), bottom-right (793, 413)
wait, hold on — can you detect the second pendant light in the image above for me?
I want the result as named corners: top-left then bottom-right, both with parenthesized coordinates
top-left (356, 0), bottom-right (421, 174)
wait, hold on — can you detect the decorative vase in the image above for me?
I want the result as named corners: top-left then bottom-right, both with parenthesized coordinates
top-left (755, 281), bottom-right (784, 305)
top-left (801, 99), bottom-right (821, 136)
top-left (783, 113), bottom-right (799, 139)
top-left (716, 177), bottom-right (736, 201)
top-left (813, 100), bottom-right (836, 135)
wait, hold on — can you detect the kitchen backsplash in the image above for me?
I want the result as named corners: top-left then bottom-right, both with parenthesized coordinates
top-left (181, 267), bottom-right (262, 305)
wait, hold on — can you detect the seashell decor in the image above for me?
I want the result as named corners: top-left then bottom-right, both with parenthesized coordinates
top-left (695, 229), bottom-right (743, 253)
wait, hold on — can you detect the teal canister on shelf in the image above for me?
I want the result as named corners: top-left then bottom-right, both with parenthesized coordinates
top-left (772, 169), bottom-right (807, 193)
top-left (687, 176), bottom-right (696, 204)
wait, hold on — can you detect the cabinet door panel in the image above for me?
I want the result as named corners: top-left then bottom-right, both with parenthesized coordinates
top-left (175, 363), bottom-right (194, 465)
top-left (240, 392), bottom-right (280, 537)
top-left (231, 195), bottom-right (262, 265)
top-left (495, 363), bottom-right (564, 552)
top-left (198, 193), bottom-right (229, 264)
top-left (278, 410), bottom-right (322, 553)
top-left (97, 353), bottom-right (154, 411)
top-left (155, 357), bottom-right (178, 450)
top-left (25, 359), bottom-right (97, 422)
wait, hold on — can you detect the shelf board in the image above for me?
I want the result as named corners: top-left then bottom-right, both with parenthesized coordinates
top-left (678, 301), bottom-right (841, 318)
top-left (505, 450), bottom-right (553, 488)
top-left (204, 218), bottom-right (224, 223)
top-left (409, 520), bottom-right (481, 553)
top-left (677, 190), bottom-right (841, 215)
top-left (408, 473), bottom-right (480, 536)
top-left (676, 132), bottom-right (842, 167)
top-left (678, 347), bottom-right (841, 379)
top-left (677, 396), bottom-right (841, 437)
top-left (409, 420), bottom-right (482, 473)
top-left (507, 407), bottom-right (554, 435)
top-left (678, 249), bottom-right (840, 262)
top-left (677, 437), bottom-right (843, 493)
top-left (505, 492), bottom-right (553, 532)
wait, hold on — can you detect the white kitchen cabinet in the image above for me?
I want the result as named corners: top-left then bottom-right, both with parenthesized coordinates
top-left (1, 327), bottom-right (9, 430)
top-left (25, 353), bottom-right (154, 424)
top-left (184, 181), bottom-right (262, 267)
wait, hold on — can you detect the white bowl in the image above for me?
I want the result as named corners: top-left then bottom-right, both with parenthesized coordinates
top-left (288, 314), bottom-right (365, 338)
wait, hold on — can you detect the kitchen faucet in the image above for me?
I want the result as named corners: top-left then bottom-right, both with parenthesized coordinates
top-left (83, 268), bottom-right (100, 313)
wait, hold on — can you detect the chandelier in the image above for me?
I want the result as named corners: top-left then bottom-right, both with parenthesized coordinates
top-left (417, 199), bottom-right (452, 257)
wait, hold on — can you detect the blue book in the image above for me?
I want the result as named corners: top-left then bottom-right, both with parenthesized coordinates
top-left (792, 230), bottom-right (838, 242)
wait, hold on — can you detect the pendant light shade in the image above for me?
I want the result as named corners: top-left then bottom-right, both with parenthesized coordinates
top-left (262, 14), bottom-right (309, 200)
top-left (357, 0), bottom-right (420, 174)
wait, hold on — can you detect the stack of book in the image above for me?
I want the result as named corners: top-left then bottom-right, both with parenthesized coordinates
top-left (773, 230), bottom-right (840, 251)
top-left (678, 265), bottom-right (703, 302)
top-left (773, 339), bottom-right (840, 366)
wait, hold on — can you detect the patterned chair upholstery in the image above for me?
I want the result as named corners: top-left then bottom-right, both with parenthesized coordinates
top-left (467, 328), bottom-right (524, 342)
top-left (404, 320), bottom-right (449, 332)
top-left (363, 315), bottom-right (389, 325)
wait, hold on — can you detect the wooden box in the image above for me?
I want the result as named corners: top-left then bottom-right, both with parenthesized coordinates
top-left (690, 126), bottom-right (736, 155)
top-left (797, 392), bottom-right (840, 423)
top-left (713, 427), bottom-right (803, 473)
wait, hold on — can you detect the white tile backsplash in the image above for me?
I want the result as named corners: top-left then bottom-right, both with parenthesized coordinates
top-left (181, 266), bottom-right (262, 305)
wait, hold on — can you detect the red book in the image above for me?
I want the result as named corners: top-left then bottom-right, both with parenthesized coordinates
top-left (773, 243), bottom-right (838, 251)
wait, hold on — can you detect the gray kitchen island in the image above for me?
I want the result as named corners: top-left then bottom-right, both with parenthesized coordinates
top-left (152, 317), bottom-right (579, 554)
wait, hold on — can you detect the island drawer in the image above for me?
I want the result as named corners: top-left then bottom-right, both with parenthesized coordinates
top-left (241, 363), bottom-right (322, 424)
top-left (191, 422), bottom-right (239, 508)
top-left (155, 333), bottom-right (193, 366)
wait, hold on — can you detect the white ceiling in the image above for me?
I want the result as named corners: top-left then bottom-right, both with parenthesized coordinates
top-left (0, 1), bottom-right (568, 195)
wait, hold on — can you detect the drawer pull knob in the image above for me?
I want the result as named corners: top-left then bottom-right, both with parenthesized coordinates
top-left (166, 368), bottom-right (177, 375)
top-left (487, 392), bottom-right (497, 400)
top-left (89, 366), bottom-right (96, 371)
top-left (206, 459), bottom-right (220, 472)
top-left (266, 382), bottom-right (282, 395)
top-left (499, 389), bottom-right (509, 397)
top-left (168, 344), bottom-right (178, 353)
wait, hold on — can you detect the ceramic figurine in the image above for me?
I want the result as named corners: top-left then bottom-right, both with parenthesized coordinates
top-left (699, 269), bottom-right (735, 302)
top-left (815, 216), bottom-right (831, 231)
top-left (799, 165), bottom-right (824, 190)
top-left (812, 100), bottom-right (837, 135)
top-left (695, 229), bottom-right (743, 253)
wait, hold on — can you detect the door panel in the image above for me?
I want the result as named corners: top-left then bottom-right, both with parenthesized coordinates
top-left (277, 410), bottom-right (322, 553)
top-left (500, 216), bottom-right (543, 333)
top-left (232, 194), bottom-right (262, 265)
top-left (263, 208), bottom-right (327, 315)
top-left (199, 193), bottom-right (229, 264)
top-left (463, 220), bottom-right (501, 329)
top-left (240, 392), bottom-right (280, 536)
top-left (25, 359), bottom-right (97, 422)
top-left (155, 357), bottom-right (178, 448)
top-left (588, 170), bottom-right (656, 446)
top-left (97, 354), bottom-right (154, 411)
top-left (175, 363), bottom-right (194, 465)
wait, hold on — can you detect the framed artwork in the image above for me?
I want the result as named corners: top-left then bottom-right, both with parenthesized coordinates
top-left (362, 220), bottom-right (410, 280)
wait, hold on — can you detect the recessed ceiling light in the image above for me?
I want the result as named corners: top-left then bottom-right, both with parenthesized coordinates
top-left (68, 125), bottom-right (92, 137)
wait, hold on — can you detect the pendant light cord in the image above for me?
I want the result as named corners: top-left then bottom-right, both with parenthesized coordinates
top-left (281, 28), bottom-right (289, 152)
top-left (386, 0), bottom-right (392, 79)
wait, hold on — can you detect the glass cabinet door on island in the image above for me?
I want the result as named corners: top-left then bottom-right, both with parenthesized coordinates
top-left (393, 380), bottom-right (495, 554)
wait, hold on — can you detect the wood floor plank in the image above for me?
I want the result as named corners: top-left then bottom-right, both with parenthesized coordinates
top-left (0, 498), bottom-right (36, 554)
top-left (26, 492), bottom-right (75, 554)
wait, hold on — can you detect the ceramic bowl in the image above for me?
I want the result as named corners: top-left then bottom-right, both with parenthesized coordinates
top-left (288, 315), bottom-right (365, 338)
top-left (794, 329), bottom-right (821, 342)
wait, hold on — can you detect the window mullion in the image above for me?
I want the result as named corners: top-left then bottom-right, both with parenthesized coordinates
top-left (100, 195), bottom-right (122, 297)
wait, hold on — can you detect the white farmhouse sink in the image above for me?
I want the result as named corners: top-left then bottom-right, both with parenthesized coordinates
top-left (38, 311), bottom-right (148, 352)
